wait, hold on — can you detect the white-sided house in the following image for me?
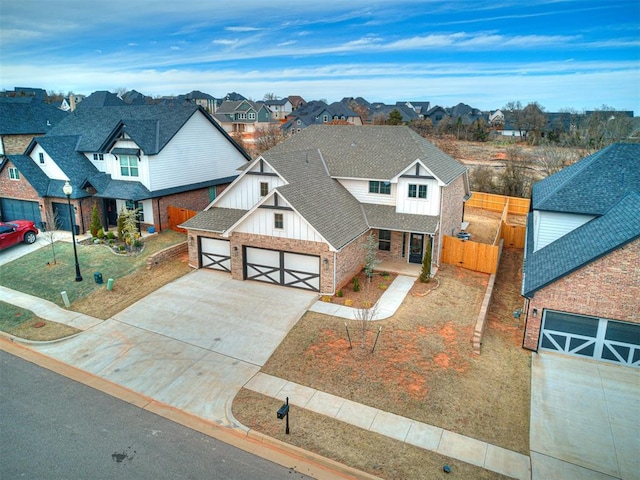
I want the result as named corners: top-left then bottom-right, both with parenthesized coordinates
top-left (182, 125), bottom-right (470, 293)
top-left (3, 105), bottom-right (250, 234)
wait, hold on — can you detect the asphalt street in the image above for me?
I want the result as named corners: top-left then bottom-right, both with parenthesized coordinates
top-left (0, 349), bottom-right (313, 480)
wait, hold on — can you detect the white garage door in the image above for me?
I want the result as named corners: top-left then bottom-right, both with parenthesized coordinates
top-left (199, 237), bottom-right (231, 272)
top-left (244, 247), bottom-right (320, 291)
top-left (540, 310), bottom-right (640, 367)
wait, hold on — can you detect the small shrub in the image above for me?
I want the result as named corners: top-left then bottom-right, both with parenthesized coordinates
top-left (378, 284), bottom-right (388, 290)
top-left (321, 295), bottom-right (332, 303)
top-left (336, 289), bottom-right (343, 297)
top-left (353, 277), bottom-right (360, 292)
top-left (107, 231), bottom-right (116, 240)
top-left (108, 239), bottom-right (114, 246)
top-left (380, 271), bottom-right (390, 279)
top-left (97, 227), bottom-right (104, 238)
top-left (344, 299), bottom-right (353, 307)
top-left (118, 245), bottom-right (126, 252)
top-left (90, 203), bottom-right (102, 237)
top-left (133, 240), bottom-right (143, 248)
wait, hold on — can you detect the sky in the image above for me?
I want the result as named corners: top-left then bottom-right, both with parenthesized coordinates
top-left (1, 0), bottom-right (639, 113)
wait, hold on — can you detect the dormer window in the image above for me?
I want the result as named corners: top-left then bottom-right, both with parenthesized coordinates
top-left (369, 181), bottom-right (391, 195)
top-left (119, 155), bottom-right (139, 177)
top-left (93, 153), bottom-right (104, 161)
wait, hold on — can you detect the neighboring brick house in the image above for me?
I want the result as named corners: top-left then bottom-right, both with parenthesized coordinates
top-left (1, 104), bottom-right (249, 234)
top-left (521, 143), bottom-right (640, 368)
top-left (181, 125), bottom-right (470, 294)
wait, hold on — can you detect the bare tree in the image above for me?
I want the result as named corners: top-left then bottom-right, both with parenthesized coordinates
top-left (469, 165), bottom-right (498, 194)
top-left (353, 298), bottom-right (379, 349)
top-left (253, 125), bottom-right (286, 156)
top-left (263, 93), bottom-right (279, 101)
top-left (532, 145), bottom-right (582, 177)
top-left (499, 147), bottom-right (534, 198)
top-left (41, 208), bottom-right (61, 264)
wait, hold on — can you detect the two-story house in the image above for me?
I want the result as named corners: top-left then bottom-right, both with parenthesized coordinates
top-left (282, 101), bottom-right (362, 135)
top-left (212, 100), bottom-right (275, 145)
top-left (181, 125), bottom-right (469, 294)
top-left (521, 143), bottom-right (640, 367)
top-left (262, 98), bottom-right (293, 120)
top-left (0, 104), bottom-right (250, 234)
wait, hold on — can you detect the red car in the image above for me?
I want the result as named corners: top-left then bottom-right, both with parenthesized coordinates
top-left (0, 220), bottom-right (39, 250)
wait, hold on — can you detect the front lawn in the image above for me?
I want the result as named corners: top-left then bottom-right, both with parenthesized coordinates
top-left (0, 230), bottom-right (187, 309)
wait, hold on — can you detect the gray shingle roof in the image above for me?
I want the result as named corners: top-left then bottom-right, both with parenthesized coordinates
top-left (47, 105), bottom-right (203, 155)
top-left (533, 143), bottom-right (640, 215)
top-left (181, 208), bottom-right (248, 232)
top-left (523, 193), bottom-right (640, 296)
top-left (267, 125), bottom-right (467, 184)
top-left (362, 204), bottom-right (439, 234)
top-left (0, 100), bottom-right (68, 135)
top-left (188, 126), bottom-right (463, 249)
top-left (5, 154), bottom-right (52, 196)
top-left (76, 91), bottom-right (126, 108)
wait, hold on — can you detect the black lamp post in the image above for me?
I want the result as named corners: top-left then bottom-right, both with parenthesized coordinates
top-left (63, 181), bottom-right (82, 282)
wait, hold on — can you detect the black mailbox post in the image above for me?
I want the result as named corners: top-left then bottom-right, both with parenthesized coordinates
top-left (276, 397), bottom-right (290, 434)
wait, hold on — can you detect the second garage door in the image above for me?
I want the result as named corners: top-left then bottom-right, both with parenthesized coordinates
top-left (244, 246), bottom-right (320, 291)
top-left (200, 237), bottom-right (231, 272)
top-left (0, 198), bottom-right (41, 225)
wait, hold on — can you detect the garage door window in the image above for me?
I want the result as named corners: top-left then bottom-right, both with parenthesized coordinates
top-left (540, 310), bottom-right (640, 367)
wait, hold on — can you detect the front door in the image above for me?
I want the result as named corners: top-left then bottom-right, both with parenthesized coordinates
top-left (409, 233), bottom-right (423, 264)
top-left (105, 199), bottom-right (117, 227)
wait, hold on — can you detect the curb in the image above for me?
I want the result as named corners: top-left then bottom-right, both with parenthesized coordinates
top-left (0, 337), bottom-right (380, 480)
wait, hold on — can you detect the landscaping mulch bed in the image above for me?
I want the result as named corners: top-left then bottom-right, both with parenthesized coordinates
top-left (326, 270), bottom-right (398, 309)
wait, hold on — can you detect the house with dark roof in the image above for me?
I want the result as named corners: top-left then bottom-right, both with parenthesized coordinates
top-left (521, 143), bottom-right (640, 367)
top-left (281, 100), bottom-right (362, 135)
top-left (0, 98), bottom-right (68, 155)
top-left (181, 125), bottom-right (470, 293)
top-left (262, 98), bottom-right (293, 120)
top-left (0, 104), bottom-right (250, 234)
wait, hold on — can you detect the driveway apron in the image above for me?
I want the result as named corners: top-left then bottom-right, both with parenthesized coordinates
top-left (530, 352), bottom-right (640, 480)
top-left (31, 270), bottom-right (318, 427)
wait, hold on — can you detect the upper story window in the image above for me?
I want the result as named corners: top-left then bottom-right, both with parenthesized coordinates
top-left (408, 184), bottom-right (427, 199)
top-left (119, 155), bottom-right (139, 177)
top-left (369, 181), bottom-right (391, 195)
top-left (9, 167), bottom-right (20, 180)
top-left (260, 182), bottom-right (268, 197)
top-left (296, 119), bottom-right (301, 125)
top-left (248, 112), bottom-right (256, 120)
top-left (93, 153), bottom-right (104, 161)
top-left (274, 213), bottom-right (284, 229)
top-left (323, 115), bottom-right (329, 123)
top-left (38, 152), bottom-right (45, 164)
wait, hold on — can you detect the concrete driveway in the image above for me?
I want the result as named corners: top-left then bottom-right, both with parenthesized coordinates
top-left (530, 352), bottom-right (640, 480)
top-left (31, 270), bottom-right (317, 428)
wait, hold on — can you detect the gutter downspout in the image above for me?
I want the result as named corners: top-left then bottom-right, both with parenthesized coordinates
top-left (436, 185), bottom-right (444, 266)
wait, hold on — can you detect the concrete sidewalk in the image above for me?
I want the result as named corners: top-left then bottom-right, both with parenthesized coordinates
top-left (246, 373), bottom-right (531, 480)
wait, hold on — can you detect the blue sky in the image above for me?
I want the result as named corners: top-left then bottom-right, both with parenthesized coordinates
top-left (1, 0), bottom-right (639, 113)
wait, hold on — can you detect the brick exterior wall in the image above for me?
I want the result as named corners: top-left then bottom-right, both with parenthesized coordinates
top-left (2, 134), bottom-right (37, 155)
top-left (0, 159), bottom-right (45, 222)
top-left (523, 238), bottom-right (640, 350)
top-left (187, 228), bottom-right (371, 294)
top-left (437, 173), bottom-right (467, 264)
top-left (155, 184), bottom-right (227, 231)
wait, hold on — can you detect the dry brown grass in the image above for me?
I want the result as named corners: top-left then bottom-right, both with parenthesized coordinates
top-left (233, 249), bottom-right (531, 478)
top-left (5, 318), bottom-right (81, 341)
top-left (464, 206), bottom-right (503, 244)
top-left (71, 252), bottom-right (192, 319)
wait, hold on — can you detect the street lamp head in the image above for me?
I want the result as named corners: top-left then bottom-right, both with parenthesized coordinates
top-left (63, 181), bottom-right (73, 197)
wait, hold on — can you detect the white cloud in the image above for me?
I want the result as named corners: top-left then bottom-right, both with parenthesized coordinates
top-left (225, 26), bottom-right (262, 32)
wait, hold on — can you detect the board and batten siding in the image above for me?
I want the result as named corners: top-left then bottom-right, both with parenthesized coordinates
top-left (534, 210), bottom-right (595, 251)
top-left (395, 177), bottom-right (440, 215)
top-left (234, 207), bottom-right (324, 242)
top-left (215, 173), bottom-right (286, 210)
top-left (109, 139), bottom-right (151, 187)
top-left (31, 144), bottom-right (67, 180)
top-left (337, 179), bottom-right (396, 206)
top-left (148, 111), bottom-right (248, 191)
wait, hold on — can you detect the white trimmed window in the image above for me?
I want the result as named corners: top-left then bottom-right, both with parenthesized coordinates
top-left (408, 184), bottom-right (427, 199)
top-left (39, 152), bottom-right (45, 164)
top-left (119, 155), bottom-right (139, 177)
top-left (274, 213), bottom-right (284, 229)
top-left (93, 153), bottom-right (104, 161)
top-left (260, 182), bottom-right (268, 197)
top-left (9, 167), bottom-right (20, 180)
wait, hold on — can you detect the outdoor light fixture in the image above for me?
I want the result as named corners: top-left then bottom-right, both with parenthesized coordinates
top-left (63, 181), bottom-right (83, 282)
top-left (532, 308), bottom-right (538, 318)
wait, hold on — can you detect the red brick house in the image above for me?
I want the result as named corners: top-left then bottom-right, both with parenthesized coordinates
top-left (182, 125), bottom-right (470, 294)
top-left (522, 143), bottom-right (640, 367)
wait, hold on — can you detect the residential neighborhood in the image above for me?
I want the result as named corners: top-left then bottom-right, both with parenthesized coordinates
top-left (1, 86), bottom-right (638, 480)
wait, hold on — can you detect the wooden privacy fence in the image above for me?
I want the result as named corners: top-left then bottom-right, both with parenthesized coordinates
top-left (441, 192), bottom-right (528, 273)
top-left (441, 236), bottom-right (500, 274)
top-left (466, 191), bottom-right (530, 215)
top-left (168, 205), bottom-right (197, 233)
